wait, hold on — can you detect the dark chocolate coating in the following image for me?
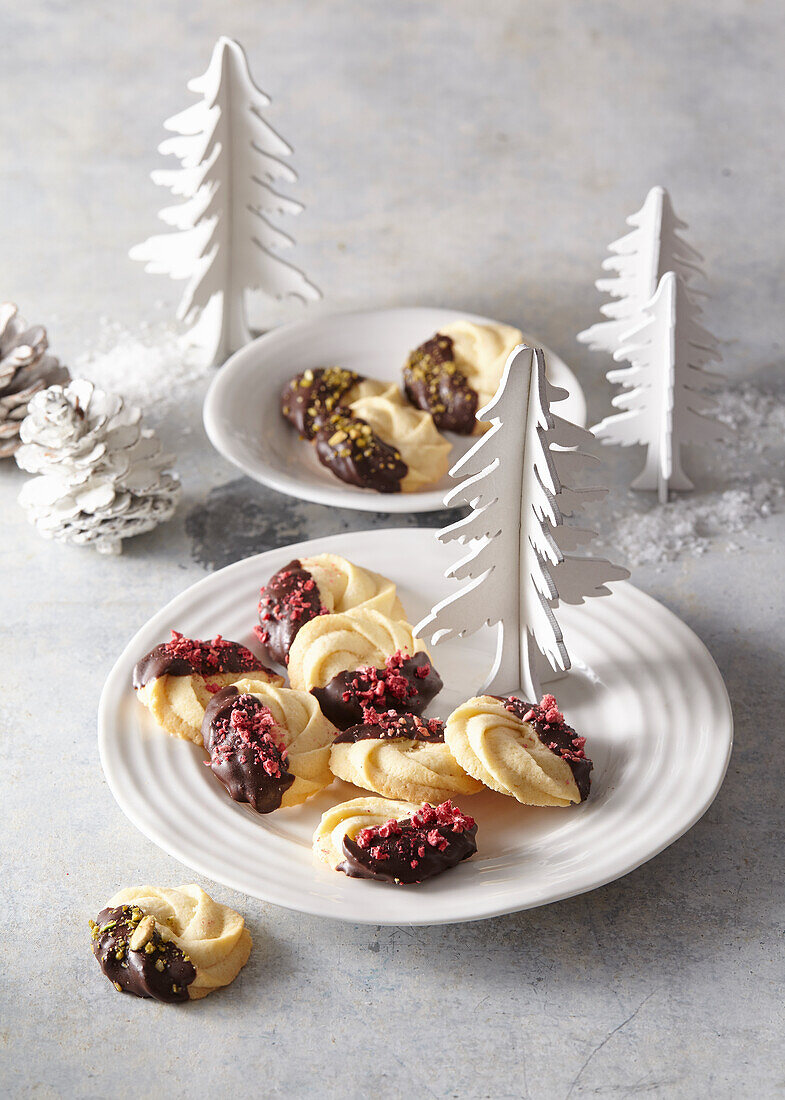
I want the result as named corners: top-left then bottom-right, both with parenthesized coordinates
top-left (314, 411), bottom-right (407, 493)
top-left (338, 815), bottom-right (477, 885)
top-left (333, 712), bottom-right (445, 744)
top-left (403, 333), bottom-right (479, 434)
top-left (133, 635), bottom-right (270, 689)
top-left (281, 367), bottom-right (363, 439)
top-left (257, 559), bottom-right (324, 665)
top-left (313, 652), bottom-right (443, 730)
top-left (91, 904), bottom-right (196, 1003)
top-left (202, 686), bottom-right (295, 814)
top-left (496, 696), bottom-right (593, 801)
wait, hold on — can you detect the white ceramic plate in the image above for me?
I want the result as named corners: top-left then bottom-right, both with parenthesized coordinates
top-left (99, 529), bottom-right (732, 925)
top-left (203, 307), bottom-right (587, 513)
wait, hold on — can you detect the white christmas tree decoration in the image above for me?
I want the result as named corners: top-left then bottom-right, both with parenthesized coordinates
top-left (130, 36), bottom-right (320, 366)
top-left (592, 271), bottom-right (725, 504)
top-left (415, 345), bottom-right (628, 699)
top-left (577, 186), bottom-right (704, 356)
top-left (15, 379), bottom-right (181, 555)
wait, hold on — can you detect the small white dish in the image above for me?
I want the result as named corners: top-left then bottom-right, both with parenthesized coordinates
top-left (99, 528), bottom-right (733, 926)
top-left (203, 307), bottom-right (588, 513)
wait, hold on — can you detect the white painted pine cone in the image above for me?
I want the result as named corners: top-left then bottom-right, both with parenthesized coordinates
top-left (15, 379), bottom-right (181, 554)
top-left (0, 303), bottom-right (70, 458)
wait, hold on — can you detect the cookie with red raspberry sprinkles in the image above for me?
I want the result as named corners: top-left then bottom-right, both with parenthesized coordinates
top-left (313, 796), bottom-right (477, 885)
top-left (133, 632), bottom-right (283, 746)
top-left (255, 560), bottom-right (326, 665)
top-left (255, 553), bottom-right (407, 666)
top-left (202, 688), bottom-right (295, 813)
top-left (287, 608), bottom-right (439, 720)
top-left (313, 650), bottom-right (443, 730)
top-left (330, 710), bottom-right (482, 804)
top-left (445, 694), bottom-right (592, 806)
top-left (202, 678), bottom-right (335, 809)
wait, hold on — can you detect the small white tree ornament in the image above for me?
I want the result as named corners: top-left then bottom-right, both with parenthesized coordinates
top-left (130, 36), bottom-right (320, 366)
top-left (577, 186), bottom-right (704, 356)
top-left (415, 346), bottom-right (628, 700)
top-left (592, 271), bottom-right (725, 504)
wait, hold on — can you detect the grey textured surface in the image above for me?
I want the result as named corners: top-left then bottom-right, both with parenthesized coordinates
top-left (2, 2), bottom-right (783, 1097)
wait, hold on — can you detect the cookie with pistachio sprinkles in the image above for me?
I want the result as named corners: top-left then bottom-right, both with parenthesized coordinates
top-left (280, 366), bottom-right (390, 439)
top-left (90, 884), bottom-right (251, 1002)
top-left (313, 409), bottom-right (408, 493)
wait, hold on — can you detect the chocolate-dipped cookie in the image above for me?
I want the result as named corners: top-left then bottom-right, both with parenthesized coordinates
top-left (445, 693), bottom-right (592, 806)
top-left (202, 687), bottom-right (295, 813)
top-left (133, 632), bottom-right (272, 689)
top-left (281, 367), bottom-right (388, 439)
top-left (403, 320), bottom-right (524, 434)
top-left (313, 796), bottom-right (477, 885)
top-left (90, 904), bottom-right (196, 1003)
top-left (133, 631), bottom-right (283, 746)
top-left (330, 710), bottom-right (482, 804)
top-left (202, 677), bottom-right (335, 809)
top-left (403, 333), bottom-right (479, 433)
top-left (255, 553), bottom-right (407, 666)
top-left (495, 695), bottom-right (592, 802)
top-left (314, 410), bottom-right (408, 493)
top-left (92, 885), bottom-right (252, 1000)
top-left (312, 650), bottom-right (443, 730)
top-left (256, 559), bottom-right (326, 665)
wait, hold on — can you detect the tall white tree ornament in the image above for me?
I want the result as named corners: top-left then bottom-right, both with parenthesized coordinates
top-left (131, 37), bottom-right (320, 366)
top-left (415, 346), bottom-right (628, 700)
top-left (577, 186), bottom-right (704, 356)
top-left (593, 271), bottom-right (725, 503)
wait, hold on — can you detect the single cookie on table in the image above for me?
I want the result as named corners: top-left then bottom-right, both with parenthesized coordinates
top-left (347, 388), bottom-right (451, 492)
top-left (313, 796), bottom-right (478, 885)
top-left (255, 552), bottom-right (407, 665)
top-left (90, 884), bottom-right (251, 1002)
top-left (330, 711), bottom-right (483, 804)
top-left (445, 694), bottom-right (592, 806)
top-left (281, 366), bottom-right (390, 440)
top-left (133, 631), bottom-right (283, 747)
top-left (403, 320), bottom-right (523, 434)
top-left (201, 678), bottom-right (334, 811)
top-left (287, 608), bottom-right (442, 729)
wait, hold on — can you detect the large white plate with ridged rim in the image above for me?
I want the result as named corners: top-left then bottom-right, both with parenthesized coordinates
top-left (202, 306), bottom-right (587, 513)
top-left (98, 528), bottom-right (732, 925)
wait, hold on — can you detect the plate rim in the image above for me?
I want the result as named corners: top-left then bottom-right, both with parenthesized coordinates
top-left (98, 528), bottom-right (733, 926)
top-left (202, 305), bottom-right (588, 514)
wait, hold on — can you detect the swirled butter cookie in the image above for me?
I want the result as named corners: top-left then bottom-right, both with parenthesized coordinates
top-left (90, 884), bottom-right (251, 1001)
top-left (313, 796), bottom-right (477, 884)
top-left (445, 694), bottom-right (592, 806)
top-left (281, 367), bottom-right (390, 439)
top-left (403, 320), bottom-right (523, 433)
top-left (287, 608), bottom-right (442, 728)
top-left (255, 553), bottom-right (407, 665)
top-left (330, 711), bottom-right (483, 804)
top-left (348, 388), bottom-right (451, 492)
top-left (133, 631), bottom-right (283, 746)
top-left (202, 679), bottom-right (335, 811)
